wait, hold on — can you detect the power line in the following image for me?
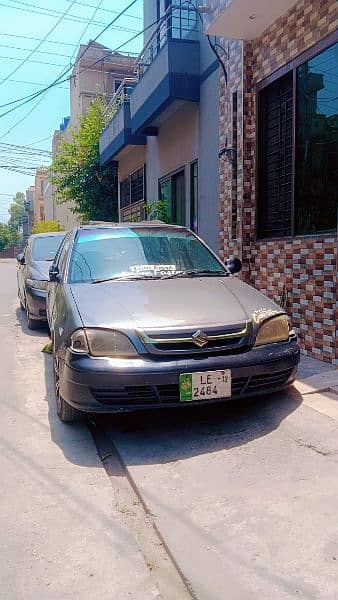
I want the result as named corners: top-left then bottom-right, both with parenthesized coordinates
top-left (0, 54), bottom-right (68, 68)
top-left (6, 77), bottom-right (68, 90)
top-left (0, 0), bottom-right (139, 137)
top-left (0, 0), bottom-right (78, 87)
top-left (0, 1), bottom-right (148, 126)
top-left (0, 0), bottom-right (139, 33)
top-left (0, 0), bottom-right (140, 112)
top-left (0, 31), bottom-right (80, 47)
top-left (63, 0), bottom-right (142, 20)
top-left (0, 43), bottom-right (76, 59)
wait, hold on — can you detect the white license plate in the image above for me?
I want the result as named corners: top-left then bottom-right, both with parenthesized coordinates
top-left (179, 370), bottom-right (231, 402)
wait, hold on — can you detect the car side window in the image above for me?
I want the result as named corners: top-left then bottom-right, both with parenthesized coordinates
top-left (55, 235), bottom-right (72, 278)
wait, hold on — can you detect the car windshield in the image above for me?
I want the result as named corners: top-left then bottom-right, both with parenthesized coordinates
top-left (32, 235), bottom-right (65, 261)
top-left (69, 227), bottom-right (226, 283)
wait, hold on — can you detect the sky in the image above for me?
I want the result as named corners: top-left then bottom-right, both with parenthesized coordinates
top-left (0, 0), bottom-right (144, 222)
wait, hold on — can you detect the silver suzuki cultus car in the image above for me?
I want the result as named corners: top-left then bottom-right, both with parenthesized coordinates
top-left (47, 222), bottom-right (299, 422)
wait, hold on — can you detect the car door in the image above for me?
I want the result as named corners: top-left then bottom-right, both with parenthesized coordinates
top-left (47, 233), bottom-right (72, 332)
top-left (17, 241), bottom-right (29, 304)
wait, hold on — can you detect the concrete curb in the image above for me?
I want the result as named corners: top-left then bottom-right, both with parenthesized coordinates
top-left (294, 370), bottom-right (338, 396)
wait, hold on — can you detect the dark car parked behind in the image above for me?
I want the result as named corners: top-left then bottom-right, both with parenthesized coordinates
top-left (17, 232), bottom-right (66, 329)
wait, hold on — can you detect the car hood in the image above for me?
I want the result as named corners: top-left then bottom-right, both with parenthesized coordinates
top-left (70, 277), bottom-right (282, 331)
top-left (29, 260), bottom-right (52, 280)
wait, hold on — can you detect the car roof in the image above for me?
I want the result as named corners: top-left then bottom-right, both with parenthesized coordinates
top-left (29, 231), bottom-right (66, 239)
top-left (78, 221), bottom-right (187, 231)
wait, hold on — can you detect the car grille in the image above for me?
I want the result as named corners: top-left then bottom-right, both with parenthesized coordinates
top-left (91, 367), bottom-right (294, 406)
top-left (139, 322), bottom-right (252, 356)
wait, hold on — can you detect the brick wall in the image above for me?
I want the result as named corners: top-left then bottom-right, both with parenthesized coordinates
top-left (218, 0), bottom-right (338, 363)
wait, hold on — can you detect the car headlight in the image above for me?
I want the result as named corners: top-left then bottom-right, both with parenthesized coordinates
top-left (26, 278), bottom-right (48, 291)
top-left (70, 328), bottom-right (137, 357)
top-left (255, 315), bottom-right (290, 346)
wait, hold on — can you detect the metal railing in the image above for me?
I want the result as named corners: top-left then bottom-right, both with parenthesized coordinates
top-left (104, 4), bottom-right (199, 121)
top-left (135, 3), bottom-right (199, 79)
top-left (104, 77), bottom-right (138, 119)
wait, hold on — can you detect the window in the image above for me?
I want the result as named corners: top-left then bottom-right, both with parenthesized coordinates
top-left (32, 234), bottom-right (66, 261)
top-left (159, 170), bottom-right (186, 226)
top-left (295, 44), bottom-right (338, 235)
top-left (120, 166), bottom-right (145, 209)
top-left (258, 72), bottom-right (293, 238)
top-left (190, 161), bottom-right (198, 231)
top-left (56, 234), bottom-right (72, 277)
top-left (257, 39), bottom-right (338, 239)
top-left (69, 227), bottom-right (225, 283)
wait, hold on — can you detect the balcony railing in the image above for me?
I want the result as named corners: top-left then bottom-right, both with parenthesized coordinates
top-left (104, 77), bottom-right (138, 119)
top-left (135, 4), bottom-right (199, 79)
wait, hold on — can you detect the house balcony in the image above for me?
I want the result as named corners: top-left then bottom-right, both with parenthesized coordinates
top-left (99, 80), bottom-right (146, 166)
top-left (99, 5), bottom-right (200, 165)
top-left (204, 0), bottom-right (298, 40)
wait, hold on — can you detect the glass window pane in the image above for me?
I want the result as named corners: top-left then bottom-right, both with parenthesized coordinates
top-left (159, 178), bottom-right (173, 221)
top-left (295, 42), bottom-right (338, 235)
top-left (190, 161), bottom-right (198, 231)
top-left (69, 227), bottom-right (225, 283)
top-left (32, 234), bottom-right (65, 261)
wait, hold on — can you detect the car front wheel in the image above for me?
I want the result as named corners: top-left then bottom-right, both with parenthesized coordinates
top-left (53, 352), bottom-right (82, 423)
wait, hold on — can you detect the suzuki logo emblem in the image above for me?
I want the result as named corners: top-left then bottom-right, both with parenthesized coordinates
top-left (192, 330), bottom-right (209, 348)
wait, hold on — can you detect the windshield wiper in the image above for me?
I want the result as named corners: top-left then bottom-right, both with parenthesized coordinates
top-left (91, 273), bottom-right (161, 284)
top-left (161, 269), bottom-right (227, 280)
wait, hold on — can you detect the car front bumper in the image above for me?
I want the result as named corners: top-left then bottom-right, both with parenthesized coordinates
top-left (59, 339), bottom-right (300, 413)
top-left (26, 287), bottom-right (47, 321)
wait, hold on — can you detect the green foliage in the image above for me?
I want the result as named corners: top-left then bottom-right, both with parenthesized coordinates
top-left (0, 223), bottom-right (19, 251)
top-left (50, 96), bottom-right (118, 223)
top-left (144, 200), bottom-right (171, 223)
top-left (31, 220), bottom-right (63, 234)
top-left (8, 192), bottom-right (25, 233)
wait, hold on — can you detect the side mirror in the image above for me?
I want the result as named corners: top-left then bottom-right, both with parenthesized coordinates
top-left (226, 256), bottom-right (242, 275)
top-left (49, 264), bottom-right (60, 282)
top-left (17, 253), bottom-right (25, 265)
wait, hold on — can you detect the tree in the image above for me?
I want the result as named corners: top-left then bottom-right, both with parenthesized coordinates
top-left (8, 192), bottom-right (25, 233)
top-left (51, 96), bottom-right (118, 223)
top-left (144, 200), bottom-right (172, 223)
top-left (0, 223), bottom-right (15, 252)
top-left (31, 220), bottom-right (63, 234)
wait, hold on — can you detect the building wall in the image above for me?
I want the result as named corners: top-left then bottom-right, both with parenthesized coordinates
top-left (218, 0), bottom-right (338, 362)
top-left (199, 67), bottom-right (220, 252)
top-left (146, 102), bottom-right (199, 203)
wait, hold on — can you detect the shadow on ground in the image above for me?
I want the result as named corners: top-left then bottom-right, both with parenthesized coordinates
top-left (15, 306), bottom-right (49, 339)
top-left (95, 386), bottom-right (303, 466)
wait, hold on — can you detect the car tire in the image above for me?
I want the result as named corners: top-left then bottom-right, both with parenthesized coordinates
top-left (53, 352), bottom-right (82, 423)
top-left (26, 310), bottom-right (40, 330)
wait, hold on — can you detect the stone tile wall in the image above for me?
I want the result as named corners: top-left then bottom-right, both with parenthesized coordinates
top-left (218, 0), bottom-right (338, 363)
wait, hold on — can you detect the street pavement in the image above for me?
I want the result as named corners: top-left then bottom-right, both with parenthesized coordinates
top-left (1, 258), bottom-right (338, 600)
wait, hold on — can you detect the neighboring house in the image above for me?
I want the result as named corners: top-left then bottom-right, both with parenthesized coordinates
top-left (51, 42), bottom-right (136, 229)
top-left (99, 1), bottom-right (221, 252)
top-left (203, 0), bottom-right (338, 363)
top-left (30, 168), bottom-right (48, 224)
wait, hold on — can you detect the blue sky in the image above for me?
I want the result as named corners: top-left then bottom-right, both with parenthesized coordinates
top-left (0, 0), bottom-right (144, 222)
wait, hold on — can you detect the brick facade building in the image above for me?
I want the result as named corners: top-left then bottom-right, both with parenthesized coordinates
top-left (206, 0), bottom-right (338, 363)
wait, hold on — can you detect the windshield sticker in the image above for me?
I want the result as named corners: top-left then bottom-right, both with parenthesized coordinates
top-left (130, 264), bottom-right (178, 276)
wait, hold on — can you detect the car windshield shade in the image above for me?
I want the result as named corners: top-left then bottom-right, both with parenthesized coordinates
top-left (32, 235), bottom-right (65, 261)
top-left (69, 228), bottom-right (226, 283)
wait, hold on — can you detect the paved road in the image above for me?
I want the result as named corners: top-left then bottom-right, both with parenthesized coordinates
top-left (1, 258), bottom-right (338, 600)
top-left (0, 259), bottom-right (189, 600)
